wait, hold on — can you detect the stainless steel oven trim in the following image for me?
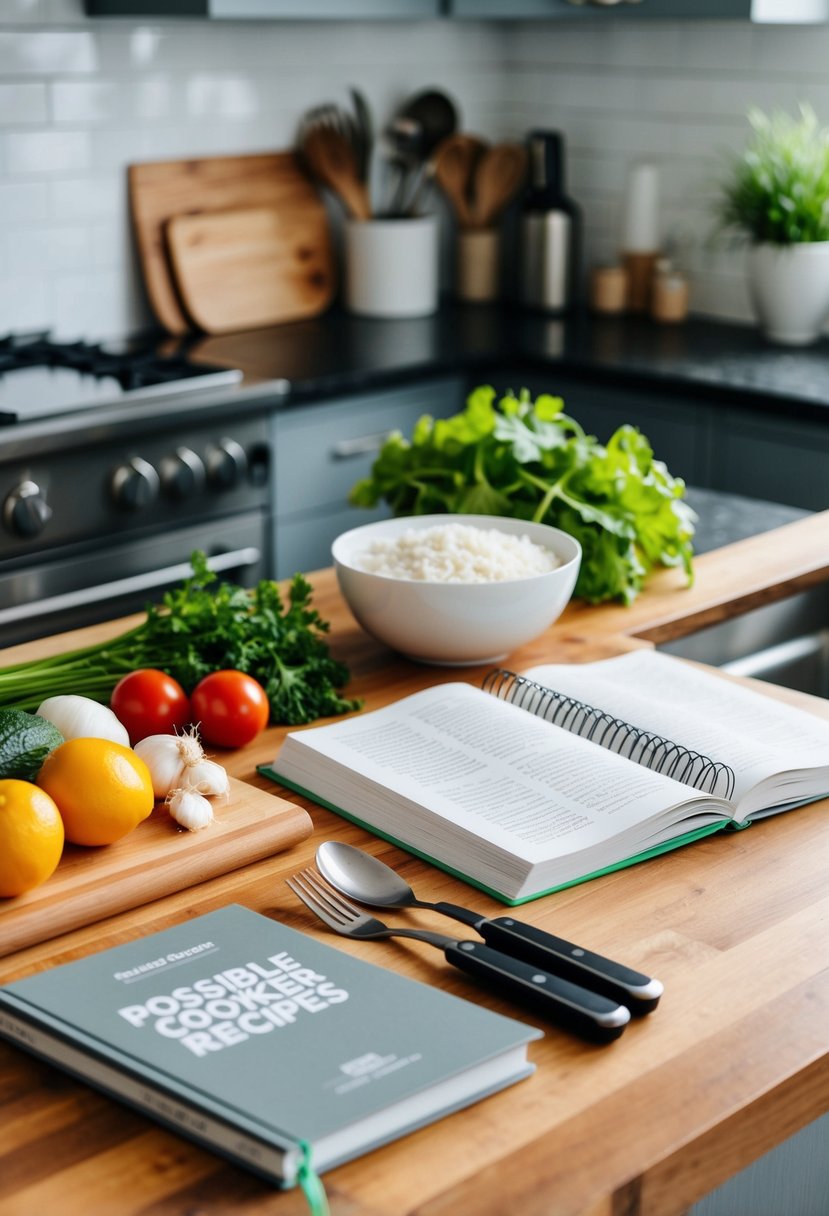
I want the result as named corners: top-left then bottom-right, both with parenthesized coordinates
top-left (0, 547), bottom-right (261, 628)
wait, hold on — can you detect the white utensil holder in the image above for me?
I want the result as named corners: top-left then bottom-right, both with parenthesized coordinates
top-left (344, 216), bottom-right (439, 318)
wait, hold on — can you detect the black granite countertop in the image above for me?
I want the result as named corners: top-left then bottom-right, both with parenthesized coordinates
top-left (683, 486), bottom-right (809, 555)
top-left (4, 303), bottom-right (829, 463)
top-left (184, 304), bottom-right (829, 421)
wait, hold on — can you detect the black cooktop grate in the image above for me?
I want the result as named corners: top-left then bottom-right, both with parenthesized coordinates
top-left (0, 332), bottom-right (222, 392)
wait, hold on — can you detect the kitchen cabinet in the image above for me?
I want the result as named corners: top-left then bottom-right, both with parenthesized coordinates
top-left (84, 0), bottom-right (441, 16)
top-left (495, 367), bottom-right (829, 511)
top-left (83, 0), bottom-right (828, 17)
top-left (269, 363), bottom-right (829, 577)
top-left (497, 369), bottom-right (710, 488)
top-left (448, 0), bottom-right (825, 19)
top-left (270, 375), bottom-right (463, 579)
top-left (710, 405), bottom-right (829, 512)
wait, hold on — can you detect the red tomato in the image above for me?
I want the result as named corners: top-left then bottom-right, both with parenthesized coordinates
top-left (110, 668), bottom-right (191, 743)
top-left (190, 670), bottom-right (270, 749)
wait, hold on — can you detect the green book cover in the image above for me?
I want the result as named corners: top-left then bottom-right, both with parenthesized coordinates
top-left (0, 905), bottom-right (539, 1188)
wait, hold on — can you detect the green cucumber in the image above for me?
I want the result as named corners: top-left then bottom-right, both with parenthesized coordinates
top-left (0, 709), bottom-right (64, 782)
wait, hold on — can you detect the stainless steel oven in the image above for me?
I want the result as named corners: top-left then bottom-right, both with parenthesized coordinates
top-left (0, 335), bottom-right (271, 647)
top-left (0, 513), bottom-right (267, 646)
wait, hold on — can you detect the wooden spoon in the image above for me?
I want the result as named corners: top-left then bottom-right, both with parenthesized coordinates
top-left (432, 134), bottom-right (488, 229)
top-left (301, 124), bottom-right (372, 221)
top-left (471, 143), bottom-right (529, 229)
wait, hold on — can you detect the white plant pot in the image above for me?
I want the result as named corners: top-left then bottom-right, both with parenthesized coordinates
top-left (748, 241), bottom-right (829, 346)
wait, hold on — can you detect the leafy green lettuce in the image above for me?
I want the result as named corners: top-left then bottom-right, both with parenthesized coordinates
top-left (349, 386), bottom-right (696, 605)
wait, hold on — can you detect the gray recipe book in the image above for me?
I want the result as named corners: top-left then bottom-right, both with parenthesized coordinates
top-left (0, 905), bottom-right (540, 1189)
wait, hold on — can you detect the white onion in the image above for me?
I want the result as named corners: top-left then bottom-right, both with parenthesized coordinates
top-left (37, 695), bottom-right (130, 746)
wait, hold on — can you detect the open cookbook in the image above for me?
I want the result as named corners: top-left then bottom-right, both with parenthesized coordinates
top-left (262, 649), bottom-right (829, 904)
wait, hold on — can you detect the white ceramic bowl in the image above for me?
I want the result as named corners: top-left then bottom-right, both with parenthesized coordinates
top-left (332, 514), bottom-right (582, 666)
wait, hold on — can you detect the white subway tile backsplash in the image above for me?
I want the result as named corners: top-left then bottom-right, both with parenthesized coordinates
top-left (0, 82), bottom-right (47, 124)
top-left (0, 8), bottom-right (827, 335)
top-left (0, 30), bottom-right (97, 74)
top-left (0, 1), bottom-right (53, 26)
top-left (53, 266), bottom-right (148, 339)
top-left (5, 221), bottom-right (90, 274)
top-left (0, 177), bottom-right (48, 220)
top-left (0, 273), bottom-right (50, 331)
top-left (184, 75), bottom-right (260, 121)
top-left (50, 174), bottom-right (123, 218)
top-left (7, 127), bottom-right (90, 172)
top-left (51, 80), bottom-right (121, 124)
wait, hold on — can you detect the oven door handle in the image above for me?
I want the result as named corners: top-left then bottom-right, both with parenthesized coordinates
top-left (0, 547), bottom-right (262, 627)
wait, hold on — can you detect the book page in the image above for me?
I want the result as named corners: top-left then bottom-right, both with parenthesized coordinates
top-left (521, 650), bottom-right (829, 805)
top-left (278, 684), bottom-right (730, 866)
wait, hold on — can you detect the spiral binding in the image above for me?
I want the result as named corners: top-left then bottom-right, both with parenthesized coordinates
top-left (482, 668), bottom-right (736, 800)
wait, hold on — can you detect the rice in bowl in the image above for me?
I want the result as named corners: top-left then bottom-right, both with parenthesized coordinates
top-left (356, 522), bottom-right (561, 583)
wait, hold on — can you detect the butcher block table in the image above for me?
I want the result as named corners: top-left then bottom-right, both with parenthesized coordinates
top-left (1, 511), bottom-right (829, 1216)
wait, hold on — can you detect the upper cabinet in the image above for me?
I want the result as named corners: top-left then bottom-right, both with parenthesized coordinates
top-left (83, 0), bottom-right (829, 17)
top-left (83, 1), bottom-right (442, 16)
top-left (449, 0), bottom-right (829, 18)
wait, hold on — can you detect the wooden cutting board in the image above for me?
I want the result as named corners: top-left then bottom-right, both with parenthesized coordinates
top-left (128, 150), bottom-right (335, 334)
top-left (0, 777), bottom-right (312, 958)
top-left (166, 205), bottom-right (335, 334)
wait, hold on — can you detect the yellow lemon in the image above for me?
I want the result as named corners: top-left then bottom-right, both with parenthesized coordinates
top-left (37, 737), bottom-right (154, 847)
top-left (0, 778), bottom-right (64, 898)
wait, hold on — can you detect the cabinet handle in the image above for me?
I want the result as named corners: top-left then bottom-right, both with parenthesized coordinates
top-left (331, 431), bottom-right (394, 459)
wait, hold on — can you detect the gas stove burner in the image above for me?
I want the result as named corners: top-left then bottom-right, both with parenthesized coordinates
top-left (0, 331), bottom-right (243, 425)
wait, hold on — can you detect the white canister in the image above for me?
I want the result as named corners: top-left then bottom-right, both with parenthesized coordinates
top-left (344, 216), bottom-right (439, 318)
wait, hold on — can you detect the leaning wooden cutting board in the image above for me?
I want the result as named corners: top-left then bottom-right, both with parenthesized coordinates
top-left (0, 777), bottom-right (312, 958)
top-left (167, 205), bottom-right (334, 333)
top-left (128, 150), bottom-right (335, 334)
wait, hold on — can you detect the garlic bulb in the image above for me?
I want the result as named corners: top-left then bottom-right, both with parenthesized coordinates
top-left (167, 787), bottom-right (214, 832)
top-left (134, 727), bottom-right (224, 799)
top-left (180, 758), bottom-right (230, 798)
top-left (37, 695), bottom-right (130, 746)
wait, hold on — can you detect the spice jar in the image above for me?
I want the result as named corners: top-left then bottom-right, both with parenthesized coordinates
top-left (650, 258), bottom-right (689, 324)
top-left (590, 264), bottom-right (628, 314)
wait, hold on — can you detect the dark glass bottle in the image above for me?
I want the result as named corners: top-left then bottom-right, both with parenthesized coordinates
top-left (519, 130), bottom-right (581, 314)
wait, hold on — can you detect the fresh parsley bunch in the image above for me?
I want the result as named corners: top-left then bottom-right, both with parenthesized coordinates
top-left (349, 386), bottom-right (696, 605)
top-left (0, 553), bottom-right (360, 724)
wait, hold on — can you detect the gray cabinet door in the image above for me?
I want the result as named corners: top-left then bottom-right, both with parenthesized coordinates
top-left (85, 0), bottom-right (441, 16)
top-left (709, 407), bottom-right (829, 511)
top-left (209, 0), bottom-right (441, 16)
top-left (495, 371), bottom-right (709, 488)
top-left (271, 375), bottom-right (464, 579)
top-left (449, 0), bottom-right (750, 18)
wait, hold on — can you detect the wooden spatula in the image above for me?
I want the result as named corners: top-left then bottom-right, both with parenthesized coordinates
top-left (471, 143), bottom-right (529, 229)
top-left (433, 134), bottom-right (488, 230)
top-left (300, 125), bottom-right (372, 221)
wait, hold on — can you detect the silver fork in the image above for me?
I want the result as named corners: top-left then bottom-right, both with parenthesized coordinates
top-left (286, 869), bottom-right (630, 1042)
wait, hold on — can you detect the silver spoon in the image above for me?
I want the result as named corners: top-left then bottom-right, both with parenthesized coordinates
top-left (315, 840), bottom-right (663, 1015)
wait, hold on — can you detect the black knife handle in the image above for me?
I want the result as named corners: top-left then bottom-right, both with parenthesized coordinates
top-left (479, 918), bottom-right (663, 1015)
top-left (444, 940), bottom-right (630, 1043)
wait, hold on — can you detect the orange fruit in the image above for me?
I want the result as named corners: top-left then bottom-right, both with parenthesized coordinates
top-left (0, 779), bottom-right (64, 898)
top-left (37, 737), bottom-right (154, 847)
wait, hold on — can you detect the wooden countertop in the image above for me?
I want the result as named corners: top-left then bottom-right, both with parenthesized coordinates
top-left (2, 511), bottom-right (829, 1216)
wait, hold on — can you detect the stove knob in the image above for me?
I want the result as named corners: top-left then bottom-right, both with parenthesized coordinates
top-left (160, 446), bottom-right (206, 501)
top-left (110, 456), bottom-right (160, 511)
top-left (206, 438), bottom-right (248, 490)
top-left (3, 480), bottom-right (52, 538)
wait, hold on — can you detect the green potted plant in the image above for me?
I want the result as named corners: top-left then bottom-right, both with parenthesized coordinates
top-left (718, 103), bottom-right (829, 345)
